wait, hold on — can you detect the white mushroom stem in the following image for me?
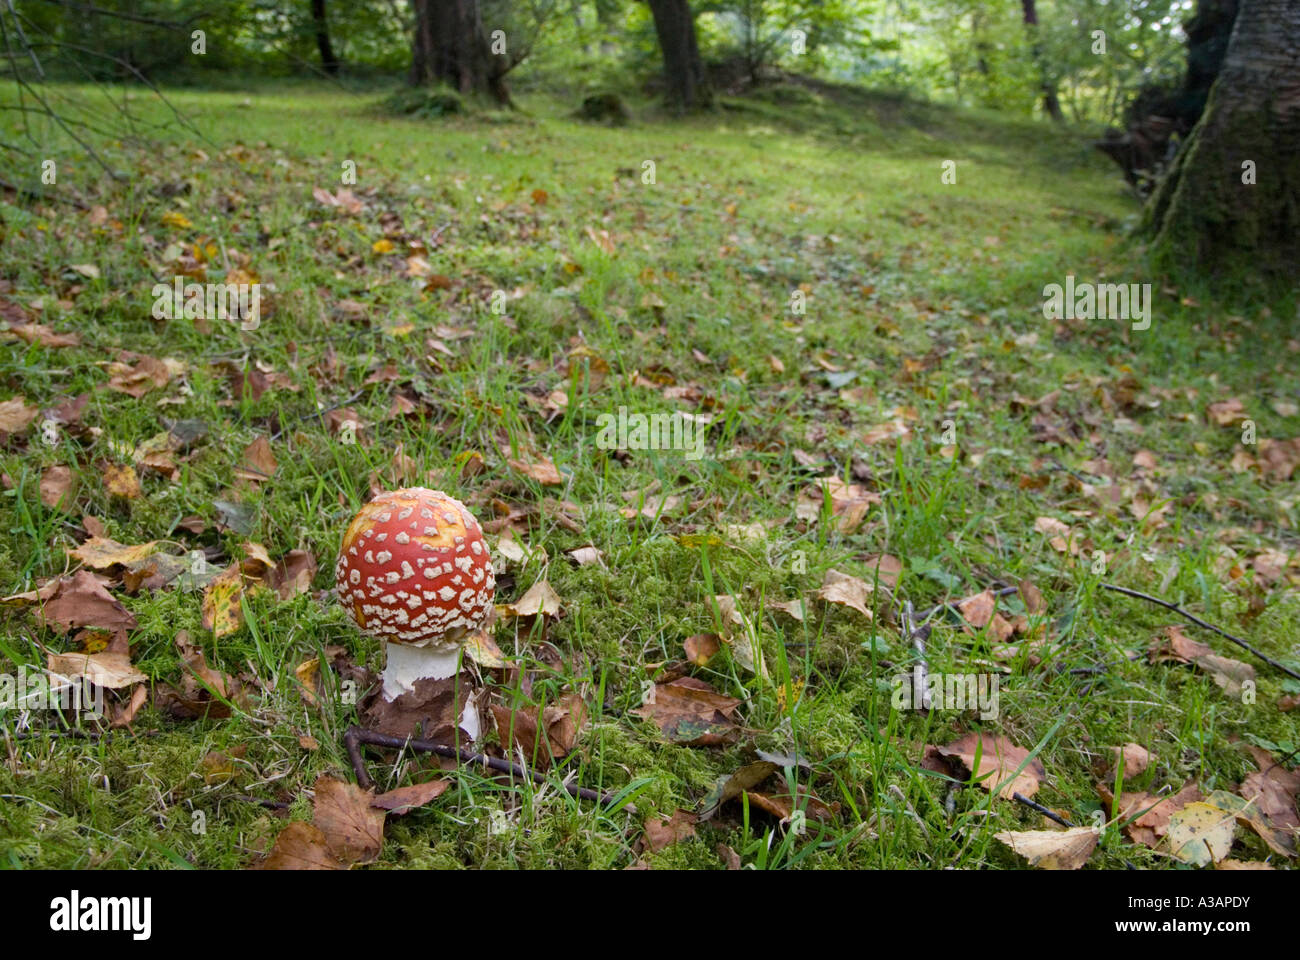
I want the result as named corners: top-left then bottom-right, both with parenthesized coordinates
top-left (381, 641), bottom-right (461, 700)
top-left (379, 640), bottom-right (481, 741)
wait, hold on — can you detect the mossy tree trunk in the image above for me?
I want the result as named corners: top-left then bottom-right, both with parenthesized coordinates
top-left (1144, 0), bottom-right (1300, 280)
top-left (409, 0), bottom-right (511, 106)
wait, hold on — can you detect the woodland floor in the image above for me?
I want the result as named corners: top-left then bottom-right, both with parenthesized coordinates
top-left (0, 80), bottom-right (1298, 869)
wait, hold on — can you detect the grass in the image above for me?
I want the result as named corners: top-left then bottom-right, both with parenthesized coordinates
top-left (0, 77), bottom-right (1297, 870)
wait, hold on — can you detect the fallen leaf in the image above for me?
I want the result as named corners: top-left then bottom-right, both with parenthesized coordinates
top-left (261, 821), bottom-right (346, 870)
top-left (40, 466), bottom-right (76, 511)
top-left (68, 538), bottom-right (162, 567)
top-left (1109, 743), bottom-right (1151, 777)
top-left (508, 454), bottom-right (562, 485)
top-left (237, 435), bottom-right (277, 481)
top-left (0, 396), bottom-right (40, 434)
top-left (102, 461), bottom-right (142, 499)
top-left (684, 633), bottom-right (722, 667)
top-left (937, 732), bottom-right (1046, 799)
top-left (506, 579), bottom-right (562, 618)
top-left (1166, 801), bottom-right (1236, 865)
top-left (642, 810), bottom-right (697, 852)
top-left (491, 693), bottom-right (586, 770)
top-left (1097, 780), bottom-right (1203, 848)
top-left (371, 780), bottom-right (450, 815)
top-left (817, 568), bottom-right (874, 619)
top-left (312, 776), bottom-right (385, 864)
top-left (995, 827), bottom-right (1100, 869)
top-left (46, 651), bottom-right (146, 689)
top-left (201, 564), bottom-right (247, 638)
top-left (29, 570), bottom-right (138, 637)
top-left (633, 676), bottom-right (742, 746)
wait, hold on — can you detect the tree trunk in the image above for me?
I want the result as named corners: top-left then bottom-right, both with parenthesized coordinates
top-left (408, 0), bottom-right (511, 105)
top-left (1020, 0), bottom-right (1063, 122)
top-left (1144, 0), bottom-right (1300, 279)
top-left (311, 0), bottom-right (340, 75)
top-left (647, 0), bottom-right (711, 112)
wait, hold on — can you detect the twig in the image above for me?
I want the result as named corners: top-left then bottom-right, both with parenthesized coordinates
top-left (345, 725), bottom-right (615, 805)
top-left (1012, 791), bottom-right (1073, 827)
top-left (901, 600), bottom-right (931, 709)
top-left (1101, 582), bottom-right (1300, 681)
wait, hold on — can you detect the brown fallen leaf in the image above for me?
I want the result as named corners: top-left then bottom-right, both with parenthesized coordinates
top-left (700, 760), bottom-right (780, 819)
top-left (1149, 626), bottom-right (1255, 696)
top-left (40, 466), bottom-right (76, 511)
top-left (490, 692), bottom-right (587, 771)
top-left (29, 570), bottom-right (138, 637)
top-left (641, 810), bottom-right (697, 853)
top-left (4, 321), bottom-right (80, 348)
top-left (236, 435), bottom-right (278, 481)
top-left (105, 352), bottom-right (174, 398)
top-left (817, 568), bottom-right (874, 619)
top-left (1239, 745), bottom-right (1300, 844)
top-left (508, 454), bottom-right (562, 486)
top-left (261, 821), bottom-right (346, 870)
top-left (0, 396), bottom-right (40, 434)
top-left (684, 633), bottom-right (722, 667)
top-left (505, 579), bottom-right (562, 618)
top-left (1097, 779), bottom-right (1203, 848)
top-left (312, 776), bottom-right (385, 864)
top-left (860, 554), bottom-right (903, 587)
top-left (1206, 398), bottom-right (1247, 426)
top-left (1108, 743), bottom-right (1151, 777)
top-left (46, 651), bottom-right (147, 689)
top-left (995, 827), bottom-right (1100, 869)
top-left (1205, 789), bottom-right (1294, 858)
top-left (633, 676), bottom-right (742, 746)
top-left (937, 732), bottom-right (1046, 799)
top-left (155, 630), bottom-right (245, 720)
top-left (957, 589), bottom-right (1015, 641)
top-left (109, 683), bottom-right (149, 729)
top-left (371, 779), bottom-right (450, 816)
top-left (268, 549), bottom-right (316, 600)
top-left (567, 545), bottom-right (604, 567)
top-left (744, 784), bottom-right (840, 824)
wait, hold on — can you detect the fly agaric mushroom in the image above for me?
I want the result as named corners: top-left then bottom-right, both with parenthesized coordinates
top-left (335, 488), bottom-right (495, 701)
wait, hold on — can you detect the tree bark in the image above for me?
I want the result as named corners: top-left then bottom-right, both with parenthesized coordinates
top-left (408, 0), bottom-right (511, 105)
top-left (311, 0), bottom-right (340, 75)
top-left (1144, 0), bottom-right (1300, 279)
top-left (1020, 0), bottom-right (1063, 122)
top-left (647, 0), bottom-right (711, 112)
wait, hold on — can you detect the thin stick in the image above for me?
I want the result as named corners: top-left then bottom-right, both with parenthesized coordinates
top-left (1012, 791), bottom-right (1074, 828)
top-left (1101, 582), bottom-right (1300, 681)
top-left (901, 600), bottom-right (931, 709)
top-left (344, 726), bottom-right (614, 805)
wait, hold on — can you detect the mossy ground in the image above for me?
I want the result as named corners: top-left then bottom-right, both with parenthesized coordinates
top-left (0, 80), bottom-right (1297, 869)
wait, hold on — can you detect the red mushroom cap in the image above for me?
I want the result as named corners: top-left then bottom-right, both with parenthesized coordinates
top-left (335, 488), bottom-right (495, 645)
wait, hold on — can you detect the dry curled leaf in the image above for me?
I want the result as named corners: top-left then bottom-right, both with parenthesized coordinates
top-left (995, 827), bottom-right (1100, 870)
